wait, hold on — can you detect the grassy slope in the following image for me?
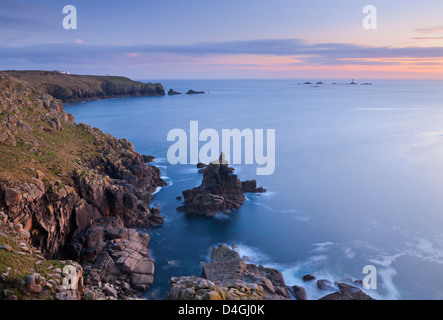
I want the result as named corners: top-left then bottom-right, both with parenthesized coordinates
top-left (0, 88), bottom-right (99, 184)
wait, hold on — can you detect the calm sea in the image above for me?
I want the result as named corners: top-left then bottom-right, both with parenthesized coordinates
top-left (65, 79), bottom-right (443, 300)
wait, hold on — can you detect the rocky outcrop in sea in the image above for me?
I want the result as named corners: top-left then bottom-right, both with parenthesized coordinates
top-left (177, 157), bottom-right (266, 217)
top-left (169, 244), bottom-right (290, 300)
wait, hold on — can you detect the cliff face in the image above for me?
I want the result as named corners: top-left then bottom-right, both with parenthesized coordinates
top-left (0, 72), bottom-right (165, 299)
top-left (3, 70), bottom-right (165, 102)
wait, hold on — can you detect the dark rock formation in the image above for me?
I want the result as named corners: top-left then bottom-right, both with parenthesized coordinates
top-left (169, 244), bottom-right (290, 300)
top-left (302, 274), bottom-right (316, 282)
top-left (186, 90), bottom-right (205, 95)
top-left (142, 155), bottom-right (155, 163)
top-left (168, 89), bottom-right (182, 95)
top-left (242, 180), bottom-right (266, 193)
top-left (319, 282), bottom-right (374, 300)
top-left (196, 162), bottom-right (207, 169)
top-left (177, 156), bottom-right (265, 217)
top-left (4, 70), bottom-right (165, 103)
top-left (317, 279), bottom-right (336, 291)
top-left (290, 285), bottom-right (307, 300)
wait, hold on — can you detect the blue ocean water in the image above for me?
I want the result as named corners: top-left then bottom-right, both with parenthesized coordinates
top-left (65, 79), bottom-right (443, 300)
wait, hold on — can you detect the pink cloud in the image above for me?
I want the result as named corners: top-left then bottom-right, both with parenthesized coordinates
top-left (415, 25), bottom-right (443, 34)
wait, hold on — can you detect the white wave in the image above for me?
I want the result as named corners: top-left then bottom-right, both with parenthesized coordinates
top-left (369, 252), bottom-right (405, 267)
top-left (311, 242), bottom-right (334, 253)
top-left (212, 213), bottom-right (232, 221)
top-left (377, 267), bottom-right (400, 300)
top-left (160, 176), bottom-right (173, 187)
top-left (231, 243), bottom-right (272, 265)
top-left (152, 186), bottom-right (162, 195)
top-left (152, 157), bottom-right (168, 164)
top-left (253, 202), bottom-right (310, 222)
top-left (344, 247), bottom-right (356, 259)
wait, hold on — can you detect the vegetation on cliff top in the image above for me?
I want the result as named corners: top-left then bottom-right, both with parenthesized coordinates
top-left (3, 70), bottom-right (165, 102)
top-left (0, 75), bottom-right (100, 184)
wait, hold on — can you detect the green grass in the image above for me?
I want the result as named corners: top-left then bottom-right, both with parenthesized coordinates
top-left (0, 225), bottom-right (68, 300)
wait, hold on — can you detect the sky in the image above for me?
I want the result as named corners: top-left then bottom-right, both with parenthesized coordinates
top-left (1, 0), bottom-right (443, 79)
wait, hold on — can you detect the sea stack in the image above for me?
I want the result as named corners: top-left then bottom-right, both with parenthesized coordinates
top-left (177, 153), bottom-right (266, 217)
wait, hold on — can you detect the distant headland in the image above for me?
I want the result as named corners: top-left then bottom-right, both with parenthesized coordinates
top-left (3, 70), bottom-right (165, 103)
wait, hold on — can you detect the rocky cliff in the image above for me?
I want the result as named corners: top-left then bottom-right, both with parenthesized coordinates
top-left (4, 70), bottom-right (165, 103)
top-left (0, 72), bottom-right (165, 299)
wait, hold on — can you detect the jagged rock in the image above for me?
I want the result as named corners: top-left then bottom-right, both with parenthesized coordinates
top-left (196, 162), bottom-right (207, 169)
top-left (142, 155), bottom-right (155, 163)
top-left (4, 188), bottom-right (22, 206)
top-left (169, 276), bottom-right (264, 300)
top-left (186, 90), bottom-right (205, 95)
top-left (241, 180), bottom-right (266, 193)
top-left (319, 282), bottom-right (375, 300)
top-left (317, 279), bottom-right (335, 291)
top-left (103, 283), bottom-right (118, 298)
top-left (177, 156), bottom-right (265, 217)
top-left (291, 285), bottom-right (307, 300)
top-left (168, 89), bottom-right (182, 96)
top-left (198, 244), bottom-right (289, 300)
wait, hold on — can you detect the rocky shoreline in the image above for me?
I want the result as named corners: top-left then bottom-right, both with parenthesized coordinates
top-left (0, 72), bottom-right (166, 299)
top-left (177, 157), bottom-right (266, 217)
top-left (0, 71), bottom-right (375, 301)
top-left (169, 244), bottom-right (374, 300)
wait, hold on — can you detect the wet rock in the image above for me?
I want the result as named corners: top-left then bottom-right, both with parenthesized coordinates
top-left (186, 90), bottom-right (205, 95)
top-left (319, 282), bottom-right (375, 300)
top-left (291, 285), bottom-right (307, 300)
top-left (199, 244), bottom-right (289, 300)
top-left (168, 89), bottom-right (182, 96)
top-left (302, 274), bottom-right (316, 282)
top-left (178, 155), bottom-right (265, 217)
top-left (317, 279), bottom-right (335, 291)
top-left (142, 155), bottom-right (155, 163)
top-left (196, 162), bottom-right (207, 169)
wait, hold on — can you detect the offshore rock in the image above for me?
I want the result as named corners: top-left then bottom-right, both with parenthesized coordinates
top-left (177, 156), bottom-right (265, 217)
top-left (169, 244), bottom-right (290, 300)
